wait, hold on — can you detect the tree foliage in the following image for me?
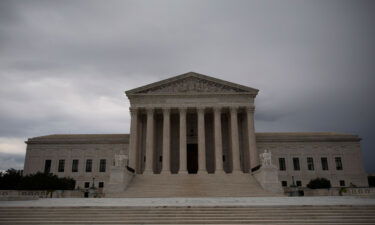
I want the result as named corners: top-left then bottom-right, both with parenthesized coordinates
top-left (307, 177), bottom-right (331, 189)
top-left (0, 169), bottom-right (75, 190)
top-left (368, 176), bottom-right (375, 187)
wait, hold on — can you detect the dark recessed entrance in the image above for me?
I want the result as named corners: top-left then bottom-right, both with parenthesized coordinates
top-left (187, 144), bottom-right (198, 174)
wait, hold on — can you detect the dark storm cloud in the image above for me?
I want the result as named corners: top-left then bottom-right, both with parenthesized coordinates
top-left (0, 0), bottom-right (375, 172)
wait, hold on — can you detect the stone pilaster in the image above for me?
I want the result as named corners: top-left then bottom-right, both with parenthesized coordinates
top-left (197, 107), bottom-right (207, 174)
top-left (161, 107), bottom-right (171, 174)
top-left (246, 106), bottom-right (259, 170)
top-left (144, 108), bottom-right (154, 174)
top-left (128, 107), bottom-right (138, 171)
top-left (213, 107), bottom-right (224, 174)
top-left (230, 106), bottom-right (241, 173)
top-left (179, 107), bottom-right (188, 174)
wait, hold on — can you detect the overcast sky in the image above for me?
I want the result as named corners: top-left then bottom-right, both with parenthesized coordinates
top-left (0, 0), bottom-right (374, 173)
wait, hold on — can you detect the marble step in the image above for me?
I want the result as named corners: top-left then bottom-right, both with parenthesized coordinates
top-left (1, 206), bottom-right (375, 224)
top-left (113, 173), bottom-right (279, 197)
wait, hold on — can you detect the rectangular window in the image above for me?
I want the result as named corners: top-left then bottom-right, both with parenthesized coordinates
top-left (307, 157), bottom-right (314, 171)
top-left (293, 157), bottom-right (300, 171)
top-left (99, 182), bottom-right (104, 188)
top-left (44, 160), bottom-right (51, 173)
top-left (340, 180), bottom-right (346, 187)
top-left (335, 157), bottom-right (343, 170)
top-left (58, 159), bottom-right (65, 172)
top-left (278, 158), bottom-right (286, 171)
top-left (72, 159), bottom-right (79, 172)
top-left (99, 159), bottom-right (106, 172)
top-left (84, 182), bottom-right (90, 188)
top-left (321, 157), bottom-right (329, 170)
top-left (281, 181), bottom-right (287, 187)
top-left (86, 159), bottom-right (92, 172)
top-left (296, 181), bottom-right (302, 187)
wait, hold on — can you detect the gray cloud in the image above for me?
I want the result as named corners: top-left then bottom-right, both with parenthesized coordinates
top-left (0, 152), bottom-right (24, 171)
top-left (0, 0), bottom-right (374, 172)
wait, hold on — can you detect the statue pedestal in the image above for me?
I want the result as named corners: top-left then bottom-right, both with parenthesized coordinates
top-left (104, 166), bottom-right (134, 194)
top-left (253, 165), bottom-right (283, 194)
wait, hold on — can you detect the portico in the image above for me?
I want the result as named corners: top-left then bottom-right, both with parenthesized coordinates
top-left (126, 72), bottom-right (259, 175)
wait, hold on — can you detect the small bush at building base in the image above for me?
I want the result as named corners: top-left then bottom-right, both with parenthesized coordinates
top-left (0, 169), bottom-right (75, 190)
top-left (307, 178), bottom-right (331, 189)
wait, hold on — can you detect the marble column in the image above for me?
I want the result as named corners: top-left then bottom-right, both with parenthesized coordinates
top-left (144, 108), bottom-right (154, 174)
top-left (128, 107), bottom-right (138, 171)
top-left (179, 107), bottom-right (187, 174)
top-left (230, 106), bottom-right (241, 173)
top-left (213, 107), bottom-right (224, 174)
top-left (197, 107), bottom-right (207, 174)
top-left (246, 106), bottom-right (259, 170)
top-left (161, 107), bottom-right (171, 174)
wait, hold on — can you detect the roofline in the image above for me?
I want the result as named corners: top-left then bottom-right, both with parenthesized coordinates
top-left (25, 132), bottom-right (360, 145)
top-left (125, 72), bottom-right (259, 96)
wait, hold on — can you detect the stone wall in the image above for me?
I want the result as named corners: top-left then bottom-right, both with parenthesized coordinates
top-left (256, 133), bottom-right (368, 188)
top-left (23, 134), bottom-right (129, 189)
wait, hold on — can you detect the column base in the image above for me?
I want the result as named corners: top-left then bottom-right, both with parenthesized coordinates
top-left (214, 170), bottom-right (226, 175)
top-left (160, 171), bottom-right (171, 175)
top-left (197, 170), bottom-right (208, 175)
top-left (143, 170), bottom-right (154, 175)
top-left (231, 170), bottom-right (243, 174)
top-left (178, 170), bottom-right (188, 175)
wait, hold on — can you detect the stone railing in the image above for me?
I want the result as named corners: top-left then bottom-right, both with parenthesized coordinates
top-left (0, 190), bottom-right (85, 199)
top-left (284, 187), bottom-right (375, 197)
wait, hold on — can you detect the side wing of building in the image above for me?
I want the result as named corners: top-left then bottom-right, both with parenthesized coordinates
top-left (257, 132), bottom-right (368, 188)
top-left (23, 132), bottom-right (368, 189)
top-left (23, 134), bottom-right (129, 189)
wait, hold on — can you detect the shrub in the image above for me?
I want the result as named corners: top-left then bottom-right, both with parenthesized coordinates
top-left (0, 169), bottom-right (75, 190)
top-left (0, 169), bottom-right (23, 190)
top-left (307, 177), bottom-right (331, 189)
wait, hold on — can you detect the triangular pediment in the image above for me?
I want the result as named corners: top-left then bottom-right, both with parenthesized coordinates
top-left (126, 72), bottom-right (258, 95)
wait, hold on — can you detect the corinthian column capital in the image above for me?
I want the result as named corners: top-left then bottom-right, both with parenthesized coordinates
top-left (230, 106), bottom-right (238, 114)
top-left (197, 106), bottom-right (205, 114)
top-left (146, 107), bottom-right (154, 115)
top-left (246, 106), bottom-right (255, 113)
top-left (129, 107), bottom-right (138, 115)
top-left (162, 107), bottom-right (171, 115)
top-left (213, 106), bottom-right (222, 114)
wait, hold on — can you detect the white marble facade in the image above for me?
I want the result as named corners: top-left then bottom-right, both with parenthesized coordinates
top-left (23, 72), bottom-right (369, 191)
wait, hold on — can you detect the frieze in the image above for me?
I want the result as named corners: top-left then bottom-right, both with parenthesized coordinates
top-left (138, 77), bottom-right (245, 94)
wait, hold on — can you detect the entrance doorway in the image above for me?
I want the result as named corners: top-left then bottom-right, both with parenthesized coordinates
top-left (187, 144), bottom-right (198, 174)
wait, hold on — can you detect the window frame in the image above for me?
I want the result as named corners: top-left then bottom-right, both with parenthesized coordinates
top-left (58, 159), bottom-right (65, 172)
top-left (44, 160), bottom-right (52, 173)
top-left (321, 157), bottom-right (329, 170)
top-left (293, 157), bottom-right (300, 171)
top-left (72, 159), bottom-right (79, 172)
top-left (307, 157), bottom-right (315, 171)
top-left (335, 157), bottom-right (343, 170)
top-left (99, 159), bottom-right (106, 172)
top-left (85, 159), bottom-right (92, 172)
top-left (278, 158), bottom-right (286, 171)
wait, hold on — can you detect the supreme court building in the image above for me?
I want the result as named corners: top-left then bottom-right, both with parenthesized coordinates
top-left (23, 72), bottom-right (369, 197)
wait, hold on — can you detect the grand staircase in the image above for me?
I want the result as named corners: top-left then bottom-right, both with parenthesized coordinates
top-left (1, 205), bottom-right (375, 224)
top-left (108, 173), bottom-right (278, 197)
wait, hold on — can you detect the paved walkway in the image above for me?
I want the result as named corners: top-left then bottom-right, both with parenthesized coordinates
top-left (1, 196), bottom-right (375, 207)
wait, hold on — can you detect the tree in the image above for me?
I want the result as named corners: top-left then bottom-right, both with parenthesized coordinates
top-left (0, 169), bottom-right (23, 190)
top-left (307, 177), bottom-right (331, 189)
top-left (368, 176), bottom-right (375, 187)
